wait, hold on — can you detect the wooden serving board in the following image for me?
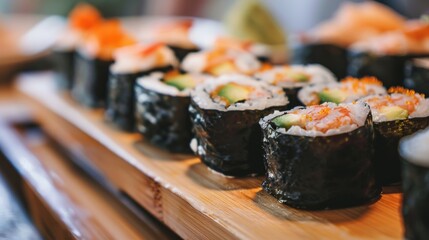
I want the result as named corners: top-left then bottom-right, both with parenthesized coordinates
top-left (17, 72), bottom-right (403, 240)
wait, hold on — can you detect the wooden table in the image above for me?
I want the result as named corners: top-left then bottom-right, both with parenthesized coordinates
top-left (15, 72), bottom-right (403, 240)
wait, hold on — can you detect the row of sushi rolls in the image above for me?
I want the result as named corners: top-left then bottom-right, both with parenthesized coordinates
top-left (52, 1), bottom-right (429, 235)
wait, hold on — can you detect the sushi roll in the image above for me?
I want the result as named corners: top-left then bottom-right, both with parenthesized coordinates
top-left (399, 128), bottom-right (429, 240)
top-left (213, 37), bottom-right (287, 64)
top-left (359, 87), bottom-right (429, 184)
top-left (135, 70), bottom-right (208, 153)
top-left (404, 58), bottom-right (429, 96)
top-left (292, 44), bottom-right (348, 79)
top-left (293, 2), bottom-right (405, 79)
top-left (182, 48), bottom-right (262, 76)
top-left (260, 102), bottom-right (380, 209)
top-left (254, 64), bottom-right (337, 108)
top-left (189, 74), bottom-right (289, 176)
top-left (142, 19), bottom-right (199, 61)
top-left (298, 76), bottom-right (387, 106)
top-left (105, 42), bottom-right (178, 132)
top-left (52, 3), bottom-right (102, 90)
top-left (72, 19), bottom-right (136, 108)
top-left (349, 21), bottom-right (429, 88)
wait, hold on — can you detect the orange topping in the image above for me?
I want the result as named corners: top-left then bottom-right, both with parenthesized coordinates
top-left (403, 22), bottom-right (429, 40)
top-left (85, 20), bottom-right (136, 60)
top-left (164, 70), bottom-right (181, 79)
top-left (258, 63), bottom-right (274, 72)
top-left (69, 3), bottom-right (102, 32)
top-left (388, 86), bottom-right (424, 97)
top-left (139, 42), bottom-right (164, 56)
top-left (214, 37), bottom-right (254, 51)
top-left (341, 76), bottom-right (383, 86)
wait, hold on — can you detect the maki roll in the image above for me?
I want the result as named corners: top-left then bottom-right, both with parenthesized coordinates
top-left (52, 3), bottom-right (102, 90)
top-left (142, 19), bottom-right (199, 61)
top-left (359, 87), bottom-right (429, 184)
top-left (72, 20), bottom-right (136, 108)
top-left (213, 37), bottom-right (287, 64)
top-left (254, 64), bottom-right (336, 108)
top-left (292, 44), bottom-right (348, 80)
top-left (135, 71), bottom-right (207, 153)
top-left (182, 48), bottom-right (263, 76)
top-left (106, 42), bottom-right (178, 131)
top-left (189, 74), bottom-right (288, 176)
top-left (349, 21), bottom-right (429, 88)
top-left (260, 102), bottom-right (380, 209)
top-left (298, 76), bottom-right (386, 106)
top-left (404, 58), bottom-right (429, 96)
top-left (399, 128), bottom-right (429, 240)
top-left (293, 2), bottom-right (405, 79)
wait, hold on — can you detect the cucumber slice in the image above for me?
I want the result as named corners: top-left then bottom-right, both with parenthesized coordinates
top-left (318, 89), bottom-right (347, 104)
top-left (217, 83), bottom-right (251, 105)
top-left (208, 62), bottom-right (236, 76)
top-left (165, 74), bottom-right (196, 91)
top-left (380, 106), bottom-right (409, 121)
top-left (288, 72), bottom-right (309, 82)
top-left (272, 113), bottom-right (302, 129)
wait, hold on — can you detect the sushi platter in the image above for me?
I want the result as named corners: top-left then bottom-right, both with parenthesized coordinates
top-left (16, 72), bottom-right (403, 239)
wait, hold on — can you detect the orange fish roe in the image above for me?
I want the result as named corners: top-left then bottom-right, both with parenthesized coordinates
top-left (164, 70), bottom-right (182, 79)
top-left (364, 88), bottom-right (424, 115)
top-left (84, 20), bottom-right (136, 60)
top-left (292, 105), bottom-right (354, 133)
top-left (214, 37), bottom-right (254, 51)
top-left (388, 86), bottom-right (425, 97)
top-left (69, 3), bottom-right (102, 32)
top-left (341, 76), bottom-right (383, 86)
top-left (258, 63), bottom-right (274, 72)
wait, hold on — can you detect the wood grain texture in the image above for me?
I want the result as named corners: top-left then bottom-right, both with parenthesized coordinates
top-left (0, 118), bottom-right (177, 239)
top-left (17, 72), bottom-right (404, 240)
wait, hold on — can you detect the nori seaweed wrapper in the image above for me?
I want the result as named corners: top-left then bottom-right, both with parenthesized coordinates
top-left (374, 117), bottom-right (429, 185)
top-left (283, 87), bottom-right (302, 109)
top-left (260, 115), bottom-right (381, 210)
top-left (401, 158), bottom-right (429, 240)
top-left (72, 52), bottom-right (113, 108)
top-left (135, 83), bottom-right (193, 153)
top-left (168, 45), bottom-right (199, 62)
top-left (52, 49), bottom-right (75, 90)
top-left (404, 59), bottom-right (429, 96)
top-left (105, 66), bottom-right (173, 132)
top-left (292, 43), bottom-right (348, 79)
top-left (348, 51), bottom-right (429, 88)
top-left (189, 102), bottom-right (288, 176)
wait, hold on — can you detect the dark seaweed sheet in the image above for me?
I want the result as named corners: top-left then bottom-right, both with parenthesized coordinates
top-left (105, 66), bottom-right (173, 132)
top-left (168, 45), bottom-right (199, 62)
top-left (52, 50), bottom-right (75, 90)
top-left (374, 117), bottom-right (429, 185)
top-left (284, 87), bottom-right (303, 109)
top-left (135, 83), bottom-right (193, 153)
top-left (404, 60), bottom-right (429, 96)
top-left (260, 115), bottom-right (381, 210)
top-left (292, 43), bottom-right (348, 79)
top-left (71, 53), bottom-right (113, 108)
top-left (348, 51), bottom-right (429, 88)
top-left (401, 159), bottom-right (429, 240)
top-left (189, 101), bottom-right (288, 177)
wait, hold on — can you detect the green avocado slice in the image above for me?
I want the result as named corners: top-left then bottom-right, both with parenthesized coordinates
top-left (318, 89), bottom-right (347, 104)
top-left (208, 62), bottom-right (236, 76)
top-left (380, 106), bottom-right (409, 121)
top-left (217, 83), bottom-right (252, 105)
top-left (164, 74), bottom-right (196, 91)
top-left (272, 113), bottom-right (302, 129)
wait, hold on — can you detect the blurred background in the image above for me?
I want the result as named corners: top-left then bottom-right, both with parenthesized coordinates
top-left (0, 0), bottom-right (428, 83)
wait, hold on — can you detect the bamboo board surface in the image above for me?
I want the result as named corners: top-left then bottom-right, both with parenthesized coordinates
top-left (17, 72), bottom-right (404, 240)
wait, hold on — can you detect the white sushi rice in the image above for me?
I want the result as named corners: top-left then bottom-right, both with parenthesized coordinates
top-left (110, 43), bottom-right (178, 74)
top-left (254, 64), bottom-right (337, 88)
top-left (137, 72), bottom-right (210, 96)
top-left (181, 49), bottom-right (261, 74)
top-left (298, 81), bottom-right (387, 106)
top-left (260, 102), bottom-right (370, 137)
top-left (400, 127), bottom-right (429, 167)
top-left (191, 74), bottom-right (288, 111)
top-left (359, 93), bottom-right (429, 122)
